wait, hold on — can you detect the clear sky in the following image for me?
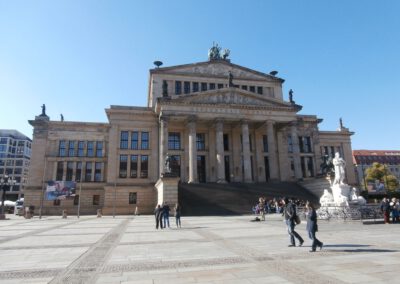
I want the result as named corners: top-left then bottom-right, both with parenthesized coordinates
top-left (0, 0), bottom-right (399, 150)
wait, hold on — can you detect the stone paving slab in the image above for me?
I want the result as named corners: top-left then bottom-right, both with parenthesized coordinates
top-left (0, 214), bottom-right (400, 283)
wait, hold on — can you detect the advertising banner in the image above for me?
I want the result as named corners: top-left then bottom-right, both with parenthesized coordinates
top-left (45, 181), bottom-right (76, 201)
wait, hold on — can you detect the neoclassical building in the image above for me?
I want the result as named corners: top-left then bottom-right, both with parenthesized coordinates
top-left (25, 48), bottom-right (356, 214)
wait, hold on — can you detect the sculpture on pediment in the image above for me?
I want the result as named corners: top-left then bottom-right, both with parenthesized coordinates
top-left (222, 49), bottom-right (230, 60)
top-left (60, 114), bottom-right (64, 122)
top-left (228, 71), bottom-right (234, 87)
top-left (208, 43), bottom-right (230, 61)
top-left (41, 104), bottom-right (46, 116)
top-left (339, 117), bottom-right (343, 129)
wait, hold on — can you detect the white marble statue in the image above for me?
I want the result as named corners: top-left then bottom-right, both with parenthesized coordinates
top-left (333, 152), bottom-right (346, 185)
top-left (320, 189), bottom-right (334, 207)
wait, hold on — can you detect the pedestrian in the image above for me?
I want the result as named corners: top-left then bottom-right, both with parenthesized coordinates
top-left (306, 201), bottom-right (323, 252)
top-left (154, 205), bottom-right (163, 229)
top-left (283, 197), bottom-right (304, 247)
top-left (163, 202), bottom-right (171, 228)
top-left (381, 197), bottom-right (390, 224)
top-left (174, 203), bottom-right (181, 228)
top-left (259, 197), bottom-right (266, 221)
top-left (390, 198), bottom-right (399, 223)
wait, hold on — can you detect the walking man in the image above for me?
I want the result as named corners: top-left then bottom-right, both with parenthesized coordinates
top-left (283, 197), bottom-right (304, 247)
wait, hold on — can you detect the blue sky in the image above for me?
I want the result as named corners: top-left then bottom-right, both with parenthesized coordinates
top-left (0, 0), bottom-right (399, 150)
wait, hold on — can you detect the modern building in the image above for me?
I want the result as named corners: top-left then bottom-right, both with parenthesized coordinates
top-left (353, 150), bottom-right (400, 189)
top-left (0, 129), bottom-right (32, 201)
top-left (25, 47), bottom-right (356, 215)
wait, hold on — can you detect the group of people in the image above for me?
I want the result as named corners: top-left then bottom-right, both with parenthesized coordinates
top-left (252, 197), bottom-right (307, 216)
top-left (380, 197), bottom-right (400, 224)
top-left (154, 203), bottom-right (181, 229)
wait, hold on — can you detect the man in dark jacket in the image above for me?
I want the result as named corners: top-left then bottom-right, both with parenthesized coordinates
top-left (381, 197), bottom-right (391, 224)
top-left (154, 205), bottom-right (164, 229)
top-left (283, 197), bottom-right (304, 247)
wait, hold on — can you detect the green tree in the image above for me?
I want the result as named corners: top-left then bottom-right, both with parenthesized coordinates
top-left (365, 162), bottom-right (399, 191)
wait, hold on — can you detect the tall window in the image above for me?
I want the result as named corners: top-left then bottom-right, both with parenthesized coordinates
top-left (168, 132), bottom-right (181, 150)
top-left (184, 81), bottom-right (190, 94)
top-left (249, 86), bottom-right (255, 93)
top-left (120, 131), bottom-right (129, 149)
top-left (78, 141), bottom-right (85, 157)
top-left (298, 136), bottom-right (304, 153)
top-left (196, 133), bottom-right (205, 150)
top-left (209, 83), bottom-right (215, 90)
top-left (304, 137), bottom-right (312, 153)
top-left (170, 155), bottom-right (181, 177)
top-left (95, 162), bottom-right (102, 182)
top-left (131, 131), bottom-right (138, 150)
top-left (75, 162), bottom-right (82, 182)
top-left (96, 141), bottom-right (103, 157)
top-left (66, 162), bottom-right (74, 181)
top-left (119, 155), bottom-right (128, 178)
top-left (85, 162), bottom-right (92, 182)
top-left (217, 83), bottom-right (223, 89)
top-left (175, 81), bottom-right (182, 95)
top-left (140, 155), bottom-right (148, 178)
top-left (87, 141), bottom-right (94, 157)
top-left (242, 85), bottom-right (248, 90)
top-left (59, 140), bottom-right (66, 157)
top-left (223, 134), bottom-right (229, 151)
top-left (129, 192), bottom-right (137, 204)
top-left (201, 82), bottom-right (207, 91)
top-left (93, 195), bottom-right (100, 205)
top-left (263, 135), bottom-right (269, 152)
top-left (130, 155), bottom-right (138, 178)
top-left (257, 86), bottom-right (263, 94)
top-left (68, 141), bottom-right (75, 157)
top-left (141, 132), bottom-right (149, 150)
top-left (193, 82), bottom-right (199, 92)
top-left (56, 161), bottom-right (63, 180)
top-left (288, 136), bottom-right (293, 153)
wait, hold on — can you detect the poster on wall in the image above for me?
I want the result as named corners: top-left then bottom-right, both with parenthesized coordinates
top-left (45, 181), bottom-right (76, 201)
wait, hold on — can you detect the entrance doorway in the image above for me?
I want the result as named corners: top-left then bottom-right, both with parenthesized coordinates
top-left (197, 155), bottom-right (206, 183)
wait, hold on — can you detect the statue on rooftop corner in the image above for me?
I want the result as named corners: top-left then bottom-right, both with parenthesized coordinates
top-left (41, 104), bottom-right (46, 116)
top-left (289, 89), bottom-right (294, 104)
top-left (339, 117), bottom-right (343, 129)
top-left (60, 114), bottom-right (64, 122)
top-left (221, 48), bottom-right (230, 60)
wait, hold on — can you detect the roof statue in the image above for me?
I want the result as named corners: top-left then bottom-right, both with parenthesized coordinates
top-left (60, 114), bottom-right (64, 122)
top-left (41, 104), bottom-right (46, 116)
top-left (228, 71), bottom-right (234, 87)
top-left (208, 43), bottom-right (230, 61)
top-left (289, 89), bottom-right (295, 104)
top-left (339, 117), bottom-right (343, 129)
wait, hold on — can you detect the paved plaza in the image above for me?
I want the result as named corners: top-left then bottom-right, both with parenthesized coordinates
top-left (0, 214), bottom-right (399, 284)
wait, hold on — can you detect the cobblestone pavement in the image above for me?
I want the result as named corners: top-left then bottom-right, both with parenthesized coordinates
top-left (0, 214), bottom-right (399, 284)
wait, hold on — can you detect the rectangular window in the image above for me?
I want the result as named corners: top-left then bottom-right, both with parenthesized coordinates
top-left (209, 83), bottom-right (215, 90)
top-left (96, 141), bottom-right (103, 157)
top-left (168, 132), bottom-right (181, 150)
top-left (59, 141), bottom-right (66, 157)
top-left (87, 141), bottom-right (94, 157)
top-left (140, 155), bottom-right (148, 178)
top-left (193, 82), bottom-right (199, 92)
top-left (74, 195), bottom-right (79, 206)
top-left (223, 134), bottom-right (229, 151)
top-left (75, 162), bottom-right (82, 182)
top-left (304, 137), bottom-right (312, 153)
top-left (141, 132), bottom-right (149, 150)
top-left (288, 136), bottom-right (293, 153)
top-left (120, 131), bottom-right (129, 149)
top-left (242, 85), bottom-right (248, 90)
top-left (170, 155), bottom-right (181, 177)
top-left (68, 141), bottom-right (75, 157)
top-left (85, 162), bottom-right (92, 182)
top-left (201, 82), bottom-right (207, 91)
top-left (257, 86), bottom-right (263, 94)
top-left (196, 133), bottom-right (206, 151)
top-left (15, 160), bottom-right (23, 166)
top-left (307, 157), bottom-right (314, 177)
top-left (95, 162), bottom-right (102, 182)
top-left (249, 86), bottom-right (256, 93)
top-left (130, 131), bottom-right (138, 150)
top-left (78, 141), bottom-right (85, 157)
top-left (130, 155), bottom-right (138, 178)
top-left (56, 161), bottom-right (63, 180)
top-left (66, 162), bottom-right (74, 181)
top-left (129, 192), bottom-right (137, 204)
top-left (175, 81), bottom-right (182, 95)
top-left (263, 135), bottom-right (269, 152)
top-left (217, 83), bottom-right (224, 89)
top-left (119, 155), bottom-right (128, 178)
top-left (93, 195), bottom-right (100, 206)
top-left (299, 136), bottom-right (305, 153)
top-left (184, 81), bottom-right (190, 94)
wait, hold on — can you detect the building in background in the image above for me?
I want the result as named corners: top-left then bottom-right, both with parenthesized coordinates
top-left (0, 129), bottom-right (32, 201)
top-left (25, 47), bottom-right (356, 215)
top-left (353, 150), bottom-right (400, 190)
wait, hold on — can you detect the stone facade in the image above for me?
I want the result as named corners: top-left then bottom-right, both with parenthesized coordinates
top-left (24, 56), bottom-right (356, 215)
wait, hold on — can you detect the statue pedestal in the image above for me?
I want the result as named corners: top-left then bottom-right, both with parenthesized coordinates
top-left (331, 184), bottom-right (351, 206)
top-left (155, 176), bottom-right (180, 206)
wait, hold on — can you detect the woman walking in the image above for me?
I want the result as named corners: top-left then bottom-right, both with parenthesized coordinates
top-left (174, 203), bottom-right (181, 228)
top-left (306, 201), bottom-right (323, 252)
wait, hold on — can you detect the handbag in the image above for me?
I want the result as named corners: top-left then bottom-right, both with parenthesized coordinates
top-left (294, 214), bottom-right (301, 225)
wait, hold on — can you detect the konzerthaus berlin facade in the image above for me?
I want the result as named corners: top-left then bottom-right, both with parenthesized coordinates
top-left (25, 50), bottom-right (356, 215)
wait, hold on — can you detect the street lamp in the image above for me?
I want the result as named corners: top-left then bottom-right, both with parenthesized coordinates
top-left (1, 174), bottom-right (16, 219)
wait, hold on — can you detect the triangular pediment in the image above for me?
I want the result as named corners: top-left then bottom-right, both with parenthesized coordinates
top-left (158, 88), bottom-right (300, 111)
top-left (151, 60), bottom-right (283, 82)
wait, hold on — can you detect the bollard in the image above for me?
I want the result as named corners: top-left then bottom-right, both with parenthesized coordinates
top-left (62, 210), bottom-right (67, 219)
top-left (97, 209), bottom-right (102, 218)
top-left (25, 207), bottom-right (32, 219)
top-left (134, 206), bottom-right (139, 216)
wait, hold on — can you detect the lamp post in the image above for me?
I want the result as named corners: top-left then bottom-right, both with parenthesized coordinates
top-left (1, 174), bottom-right (16, 219)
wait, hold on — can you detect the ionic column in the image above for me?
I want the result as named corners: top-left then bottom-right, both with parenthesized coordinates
top-left (241, 121), bottom-right (252, 183)
top-left (266, 120), bottom-right (279, 180)
top-left (215, 119), bottom-right (226, 183)
top-left (188, 116), bottom-right (198, 183)
top-left (291, 122), bottom-right (302, 179)
top-left (159, 116), bottom-right (168, 176)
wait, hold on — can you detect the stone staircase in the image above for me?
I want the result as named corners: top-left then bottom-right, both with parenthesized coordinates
top-left (178, 182), bottom-right (319, 216)
top-left (298, 177), bottom-right (332, 200)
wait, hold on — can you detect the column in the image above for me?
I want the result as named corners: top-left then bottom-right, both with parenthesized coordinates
top-left (291, 122), bottom-right (302, 179)
top-left (241, 121), bottom-right (252, 183)
top-left (188, 116), bottom-right (198, 183)
top-left (159, 116), bottom-right (168, 176)
top-left (215, 119), bottom-right (226, 183)
top-left (266, 120), bottom-right (279, 180)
